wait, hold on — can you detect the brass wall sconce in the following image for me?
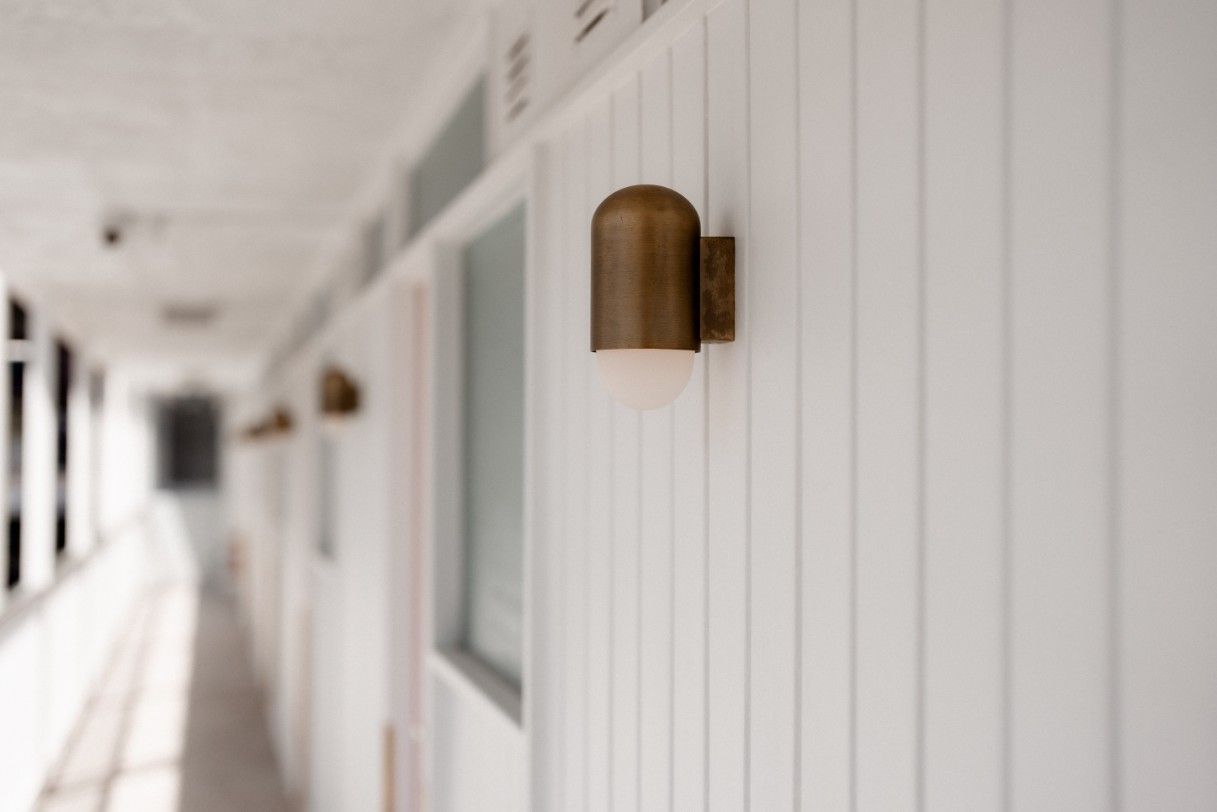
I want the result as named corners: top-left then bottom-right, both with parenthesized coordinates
top-left (591, 184), bottom-right (735, 409)
top-left (269, 407), bottom-right (294, 437)
top-left (237, 406), bottom-right (292, 444)
top-left (319, 366), bottom-right (360, 428)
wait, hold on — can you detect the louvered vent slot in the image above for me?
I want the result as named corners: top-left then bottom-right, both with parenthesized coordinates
top-left (575, 0), bottom-right (614, 42)
top-left (162, 302), bottom-right (218, 327)
top-left (504, 33), bottom-right (531, 124)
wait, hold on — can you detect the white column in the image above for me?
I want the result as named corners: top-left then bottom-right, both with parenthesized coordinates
top-left (0, 284), bottom-right (9, 610)
top-left (66, 354), bottom-right (93, 557)
top-left (20, 308), bottom-right (56, 590)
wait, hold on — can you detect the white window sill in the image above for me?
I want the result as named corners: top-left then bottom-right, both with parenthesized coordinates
top-left (427, 646), bottom-right (523, 735)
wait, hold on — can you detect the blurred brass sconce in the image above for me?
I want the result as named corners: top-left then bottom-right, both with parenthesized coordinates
top-left (591, 184), bottom-right (735, 410)
top-left (269, 406), bottom-right (294, 437)
top-left (319, 366), bottom-right (360, 427)
top-left (237, 406), bottom-right (291, 444)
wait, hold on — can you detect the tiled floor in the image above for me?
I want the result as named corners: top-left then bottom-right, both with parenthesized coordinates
top-left (37, 585), bottom-right (289, 812)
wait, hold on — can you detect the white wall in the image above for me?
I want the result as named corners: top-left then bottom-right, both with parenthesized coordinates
top-left (235, 0), bottom-right (1217, 808)
top-left (525, 0), bottom-right (1217, 808)
top-left (324, 291), bottom-right (394, 812)
top-left (229, 289), bottom-right (396, 812)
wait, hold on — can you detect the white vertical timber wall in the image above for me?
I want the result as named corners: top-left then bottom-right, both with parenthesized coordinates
top-left (668, 20), bottom-right (708, 812)
top-left (1009, 0), bottom-right (1112, 806)
top-left (609, 73), bottom-right (641, 812)
top-left (235, 0), bottom-right (1217, 807)
top-left (703, 2), bottom-right (749, 807)
top-left (1118, 0), bottom-right (1217, 805)
top-left (245, 289), bottom-right (395, 812)
top-left (922, 0), bottom-right (1003, 808)
top-left (271, 371), bottom-right (313, 798)
top-left (336, 289), bottom-right (394, 812)
top-left (637, 45), bottom-right (674, 812)
top-left (797, 0), bottom-right (854, 806)
top-left (527, 0), bottom-right (1217, 808)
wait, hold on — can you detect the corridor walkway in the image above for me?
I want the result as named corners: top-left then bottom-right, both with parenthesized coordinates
top-left (36, 585), bottom-right (289, 812)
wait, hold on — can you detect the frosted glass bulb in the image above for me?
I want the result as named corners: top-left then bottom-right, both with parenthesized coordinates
top-left (596, 349), bottom-right (695, 410)
top-left (320, 414), bottom-right (348, 434)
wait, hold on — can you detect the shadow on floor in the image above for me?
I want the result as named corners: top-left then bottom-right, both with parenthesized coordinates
top-left (36, 585), bottom-right (289, 812)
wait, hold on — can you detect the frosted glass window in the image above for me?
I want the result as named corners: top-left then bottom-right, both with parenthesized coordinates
top-left (458, 203), bottom-right (525, 687)
top-left (407, 79), bottom-right (485, 241)
top-left (317, 435), bottom-right (335, 558)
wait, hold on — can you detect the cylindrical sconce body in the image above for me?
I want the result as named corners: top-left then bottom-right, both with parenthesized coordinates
top-left (591, 184), bottom-right (701, 352)
top-left (320, 367), bottom-right (360, 418)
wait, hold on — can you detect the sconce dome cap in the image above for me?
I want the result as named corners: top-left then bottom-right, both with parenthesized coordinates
top-left (320, 366), bottom-right (360, 417)
top-left (591, 184), bottom-right (701, 352)
top-left (592, 183), bottom-right (699, 225)
top-left (270, 407), bottom-right (294, 435)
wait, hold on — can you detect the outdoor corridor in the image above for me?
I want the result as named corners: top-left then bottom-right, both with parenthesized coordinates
top-left (35, 585), bottom-right (288, 812)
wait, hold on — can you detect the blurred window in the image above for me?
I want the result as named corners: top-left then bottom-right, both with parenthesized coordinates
top-left (155, 397), bottom-right (219, 489)
top-left (54, 339), bottom-right (72, 556)
top-left (456, 203), bottom-right (526, 688)
top-left (6, 298), bottom-right (26, 588)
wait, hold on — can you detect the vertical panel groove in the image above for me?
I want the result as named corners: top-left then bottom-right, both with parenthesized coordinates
top-left (583, 121), bottom-right (594, 812)
top-left (747, 0), bottom-right (800, 804)
top-left (999, 0), bottom-right (1013, 808)
top-left (605, 98), bottom-right (617, 809)
top-left (639, 56), bottom-right (675, 811)
top-left (705, 1), bottom-right (750, 806)
top-left (799, 0), bottom-right (857, 806)
top-left (608, 75), bottom-right (643, 812)
top-left (743, 1), bottom-right (753, 806)
top-left (849, 0), bottom-right (860, 805)
top-left (556, 138), bottom-right (570, 812)
top-left (1105, 3), bottom-right (1123, 810)
top-left (582, 121), bottom-right (592, 812)
top-left (915, 0), bottom-right (928, 807)
top-left (1009, 0), bottom-right (1113, 803)
top-left (635, 74), bottom-right (644, 810)
top-left (792, 0), bottom-right (804, 800)
top-left (700, 25), bottom-right (712, 812)
top-left (667, 44), bottom-right (677, 812)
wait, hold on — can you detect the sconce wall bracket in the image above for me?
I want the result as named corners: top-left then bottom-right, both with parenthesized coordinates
top-left (699, 236), bottom-right (735, 343)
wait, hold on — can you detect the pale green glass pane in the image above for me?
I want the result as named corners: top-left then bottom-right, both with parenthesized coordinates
top-left (459, 203), bottom-right (525, 688)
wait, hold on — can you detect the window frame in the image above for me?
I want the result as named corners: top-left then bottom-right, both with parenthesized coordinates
top-left (5, 297), bottom-right (28, 592)
top-left (428, 166), bottom-right (533, 731)
top-left (315, 421), bottom-right (339, 561)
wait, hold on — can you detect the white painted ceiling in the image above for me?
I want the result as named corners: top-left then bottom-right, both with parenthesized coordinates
top-left (0, 0), bottom-right (473, 381)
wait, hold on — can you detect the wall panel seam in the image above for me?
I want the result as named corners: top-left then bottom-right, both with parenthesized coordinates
top-left (915, 0), bottom-right (928, 808)
top-left (1105, 0), bottom-right (1123, 805)
top-left (848, 0), bottom-right (860, 806)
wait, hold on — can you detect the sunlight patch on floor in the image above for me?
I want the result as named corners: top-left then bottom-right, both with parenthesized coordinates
top-left (36, 585), bottom-right (287, 812)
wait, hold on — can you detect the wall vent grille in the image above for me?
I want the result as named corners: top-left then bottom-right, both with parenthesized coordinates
top-left (162, 303), bottom-right (218, 327)
top-left (575, 0), bottom-right (614, 43)
top-left (504, 32), bottom-right (531, 124)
